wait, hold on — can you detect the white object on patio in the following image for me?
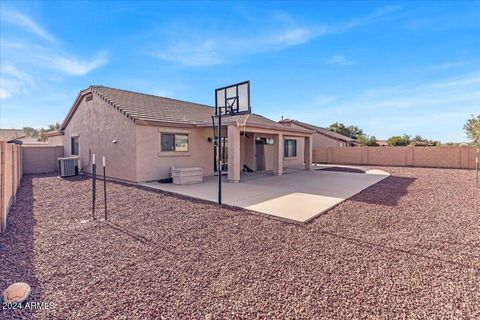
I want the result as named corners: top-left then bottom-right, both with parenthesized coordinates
top-left (171, 167), bottom-right (203, 185)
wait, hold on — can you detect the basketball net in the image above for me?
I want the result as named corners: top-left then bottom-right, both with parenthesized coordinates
top-left (236, 114), bottom-right (250, 135)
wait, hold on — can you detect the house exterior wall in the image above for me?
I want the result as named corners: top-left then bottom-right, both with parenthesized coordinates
top-left (240, 134), bottom-right (255, 170)
top-left (283, 136), bottom-right (305, 167)
top-left (47, 135), bottom-right (64, 146)
top-left (253, 133), bottom-right (305, 170)
top-left (135, 125), bottom-right (215, 182)
top-left (265, 144), bottom-right (274, 171)
top-left (59, 92), bottom-right (314, 182)
top-left (62, 93), bottom-right (137, 181)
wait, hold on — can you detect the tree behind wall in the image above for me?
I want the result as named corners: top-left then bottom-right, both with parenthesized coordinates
top-left (387, 134), bottom-right (412, 146)
top-left (328, 122), bottom-right (364, 139)
top-left (23, 122), bottom-right (61, 142)
top-left (357, 135), bottom-right (379, 146)
top-left (464, 114), bottom-right (480, 145)
top-left (411, 135), bottom-right (440, 146)
top-left (22, 127), bottom-right (39, 138)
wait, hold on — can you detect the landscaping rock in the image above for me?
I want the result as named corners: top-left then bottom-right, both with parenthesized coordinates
top-left (0, 168), bottom-right (479, 319)
top-left (2, 282), bottom-right (31, 303)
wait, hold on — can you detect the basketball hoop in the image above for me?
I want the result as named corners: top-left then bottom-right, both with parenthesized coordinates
top-left (214, 81), bottom-right (252, 205)
top-left (215, 81), bottom-right (250, 116)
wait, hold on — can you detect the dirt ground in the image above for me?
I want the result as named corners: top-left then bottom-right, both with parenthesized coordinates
top-left (1, 167), bottom-right (479, 319)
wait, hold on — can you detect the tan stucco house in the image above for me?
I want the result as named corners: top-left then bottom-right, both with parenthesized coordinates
top-left (52, 86), bottom-right (314, 183)
top-left (278, 119), bottom-right (356, 148)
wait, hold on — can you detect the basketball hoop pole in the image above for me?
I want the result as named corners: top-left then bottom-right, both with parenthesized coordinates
top-left (214, 80), bottom-right (251, 205)
top-left (217, 114), bottom-right (222, 205)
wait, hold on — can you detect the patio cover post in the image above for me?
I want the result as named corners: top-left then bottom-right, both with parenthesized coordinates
top-left (228, 125), bottom-right (241, 182)
top-left (273, 133), bottom-right (284, 175)
top-left (304, 136), bottom-right (312, 170)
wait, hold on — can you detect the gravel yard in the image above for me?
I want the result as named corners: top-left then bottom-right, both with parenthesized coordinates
top-left (1, 167), bottom-right (479, 319)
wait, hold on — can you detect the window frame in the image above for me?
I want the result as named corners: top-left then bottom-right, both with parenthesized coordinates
top-left (284, 139), bottom-right (297, 158)
top-left (160, 132), bottom-right (189, 153)
top-left (71, 136), bottom-right (79, 156)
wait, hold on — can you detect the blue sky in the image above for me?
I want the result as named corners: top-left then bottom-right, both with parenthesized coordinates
top-left (1, 1), bottom-right (479, 142)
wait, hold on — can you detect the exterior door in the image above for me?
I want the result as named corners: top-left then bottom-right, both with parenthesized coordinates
top-left (255, 140), bottom-right (265, 171)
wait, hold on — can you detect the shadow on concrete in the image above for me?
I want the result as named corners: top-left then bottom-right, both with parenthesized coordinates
top-left (316, 166), bottom-right (367, 174)
top-left (0, 176), bottom-right (42, 319)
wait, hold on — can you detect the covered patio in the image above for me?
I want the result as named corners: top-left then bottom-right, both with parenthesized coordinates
top-left (198, 114), bottom-right (315, 183)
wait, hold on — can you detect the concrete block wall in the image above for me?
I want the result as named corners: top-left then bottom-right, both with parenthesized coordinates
top-left (22, 145), bottom-right (64, 174)
top-left (0, 142), bottom-right (23, 233)
top-left (313, 146), bottom-right (478, 169)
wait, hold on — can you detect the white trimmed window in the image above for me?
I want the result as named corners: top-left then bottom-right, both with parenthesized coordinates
top-left (161, 133), bottom-right (189, 152)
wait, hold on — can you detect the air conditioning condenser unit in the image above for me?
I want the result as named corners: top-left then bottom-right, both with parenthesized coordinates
top-left (58, 157), bottom-right (79, 177)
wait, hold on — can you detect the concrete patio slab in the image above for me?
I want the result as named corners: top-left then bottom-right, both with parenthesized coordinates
top-left (140, 167), bottom-right (390, 223)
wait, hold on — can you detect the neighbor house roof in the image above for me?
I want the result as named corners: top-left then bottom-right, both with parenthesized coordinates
top-left (279, 119), bottom-right (356, 143)
top-left (62, 86), bottom-right (313, 135)
top-left (44, 130), bottom-right (63, 137)
top-left (376, 140), bottom-right (389, 146)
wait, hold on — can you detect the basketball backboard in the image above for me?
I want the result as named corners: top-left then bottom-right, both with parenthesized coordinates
top-left (215, 81), bottom-right (250, 116)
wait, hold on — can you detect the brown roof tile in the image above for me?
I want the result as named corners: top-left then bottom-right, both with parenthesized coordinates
top-left (91, 86), bottom-right (214, 124)
top-left (70, 86), bottom-right (312, 134)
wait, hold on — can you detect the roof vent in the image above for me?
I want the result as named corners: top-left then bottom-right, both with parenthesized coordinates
top-left (85, 93), bottom-right (93, 102)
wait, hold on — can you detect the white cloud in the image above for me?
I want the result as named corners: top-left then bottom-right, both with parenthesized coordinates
top-left (273, 27), bottom-right (314, 46)
top-left (1, 8), bottom-right (56, 42)
top-left (0, 64), bottom-right (35, 100)
top-left (45, 52), bottom-right (109, 76)
top-left (0, 88), bottom-right (12, 99)
top-left (337, 5), bottom-right (403, 32)
top-left (0, 77), bottom-right (26, 100)
top-left (328, 55), bottom-right (354, 66)
top-left (423, 75), bottom-right (480, 89)
top-left (155, 40), bottom-right (223, 67)
top-left (153, 5), bottom-right (402, 67)
top-left (0, 39), bottom-right (25, 49)
top-left (1, 8), bottom-right (109, 99)
top-left (0, 64), bottom-right (34, 85)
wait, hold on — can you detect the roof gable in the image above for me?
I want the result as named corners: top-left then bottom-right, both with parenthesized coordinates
top-left (61, 85), bottom-right (215, 130)
top-left (61, 86), bottom-right (313, 135)
top-left (92, 86), bottom-right (214, 124)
